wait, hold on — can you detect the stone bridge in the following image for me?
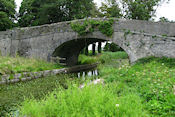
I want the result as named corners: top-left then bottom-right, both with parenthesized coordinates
top-left (0, 18), bottom-right (175, 66)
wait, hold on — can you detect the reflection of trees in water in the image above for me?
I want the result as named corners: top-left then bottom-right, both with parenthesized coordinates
top-left (77, 69), bottom-right (99, 78)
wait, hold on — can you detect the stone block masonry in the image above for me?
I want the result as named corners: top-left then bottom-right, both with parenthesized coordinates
top-left (0, 63), bottom-right (98, 85)
top-left (0, 18), bottom-right (175, 66)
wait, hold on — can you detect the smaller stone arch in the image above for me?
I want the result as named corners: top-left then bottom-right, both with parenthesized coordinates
top-left (51, 31), bottom-right (133, 66)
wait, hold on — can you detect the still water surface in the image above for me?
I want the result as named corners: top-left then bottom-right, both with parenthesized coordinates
top-left (76, 69), bottom-right (99, 78)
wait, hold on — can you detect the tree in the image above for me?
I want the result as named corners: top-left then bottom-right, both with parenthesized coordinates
top-left (89, 2), bottom-right (102, 18)
top-left (85, 45), bottom-right (89, 56)
top-left (121, 0), bottom-right (169, 20)
top-left (92, 43), bottom-right (96, 55)
top-left (159, 17), bottom-right (169, 22)
top-left (99, 0), bottom-right (122, 18)
top-left (18, 0), bottom-right (94, 27)
top-left (98, 42), bottom-right (102, 53)
top-left (0, 0), bottom-right (16, 31)
top-left (104, 42), bottom-right (123, 52)
top-left (100, 0), bottom-right (169, 20)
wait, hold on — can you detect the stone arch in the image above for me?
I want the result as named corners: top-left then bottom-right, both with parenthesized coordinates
top-left (50, 32), bottom-right (131, 66)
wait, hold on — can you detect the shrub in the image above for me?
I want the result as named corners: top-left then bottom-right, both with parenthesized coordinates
top-left (71, 19), bottom-right (114, 37)
top-left (104, 42), bottom-right (124, 52)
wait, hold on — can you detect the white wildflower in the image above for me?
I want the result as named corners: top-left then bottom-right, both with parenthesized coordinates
top-left (116, 104), bottom-right (119, 107)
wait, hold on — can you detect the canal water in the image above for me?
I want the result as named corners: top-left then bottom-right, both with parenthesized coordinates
top-left (73, 68), bottom-right (99, 78)
top-left (77, 69), bottom-right (99, 78)
top-left (0, 65), bottom-right (99, 116)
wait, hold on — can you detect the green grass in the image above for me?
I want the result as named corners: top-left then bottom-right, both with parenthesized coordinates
top-left (98, 51), bottom-right (129, 67)
top-left (0, 56), bottom-right (63, 75)
top-left (78, 51), bottom-right (128, 65)
top-left (2, 52), bottom-right (175, 117)
top-left (99, 56), bottom-right (175, 117)
top-left (78, 54), bottom-right (98, 64)
top-left (0, 74), bottom-right (81, 116)
top-left (18, 83), bottom-right (149, 117)
top-left (99, 51), bottom-right (128, 61)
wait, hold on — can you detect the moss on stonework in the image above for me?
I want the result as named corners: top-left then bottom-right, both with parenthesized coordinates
top-left (71, 19), bottom-right (114, 37)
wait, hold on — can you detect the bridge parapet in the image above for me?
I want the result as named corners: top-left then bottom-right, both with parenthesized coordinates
top-left (114, 19), bottom-right (175, 37)
top-left (5, 18), bottom-right (175, 41)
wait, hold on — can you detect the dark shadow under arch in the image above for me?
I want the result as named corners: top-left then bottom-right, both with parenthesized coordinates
top-left (52, 38), bottom-right (127, 66)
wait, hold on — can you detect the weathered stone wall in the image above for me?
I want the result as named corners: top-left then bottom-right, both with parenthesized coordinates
top-left (113, 31), bottom-right (175, 63)
top-left (0, 31), bottom-right (12, 56)
top-left (115, 19), bottom-right (175, 37)
top-left (0, 18), bottom-right (175, 65)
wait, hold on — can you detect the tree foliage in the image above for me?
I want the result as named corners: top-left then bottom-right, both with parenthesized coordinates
top-left (99, 0), bottom-right (122, 18)
top-left (100, 0), bottom-right (169, 20)
top-left (71, 19), bottom-right (114, 37)
top-left (122, 0), bottom-right (169, 20)
top-left (18, 0), bottom-right (94, 27)
top-left (89, 3), bottom-right (102, 18)
top-left (159, 17), bottom-right (170, 22)
top-left (104, 42), bottom-right (124, 52)
top-left (0, 0), bottom-right (16, 31)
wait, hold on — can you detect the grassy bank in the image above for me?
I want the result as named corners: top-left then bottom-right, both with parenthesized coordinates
top-left (78, 54), bottom-right (98, 64)
top-left (1, 52), bottom-right (175, 116)
top-left (19, 83), bottom-right (149, 117)
top-left (17, 52), bottom-right (175, 117)
top-left (0, 56), bottom-right (63, 116)
top-left (78, 51), bottom-right (128, 65)
top-left (0, 56), bottom-right (63, 75)
top-left (99, 56), bottom-right (175, 117)
top-left (0, 74), bottom-right (82, 116)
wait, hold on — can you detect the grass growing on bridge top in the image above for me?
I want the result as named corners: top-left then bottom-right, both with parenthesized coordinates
top-left (0, 56), bottom-right (63, 75)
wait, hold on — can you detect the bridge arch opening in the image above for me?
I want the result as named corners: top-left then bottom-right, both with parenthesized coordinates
top-left (52, 38), bottom-right (128, 66)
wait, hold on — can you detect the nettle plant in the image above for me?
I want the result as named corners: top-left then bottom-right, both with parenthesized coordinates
top-left (71, 19), bottom-right (114, 37)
